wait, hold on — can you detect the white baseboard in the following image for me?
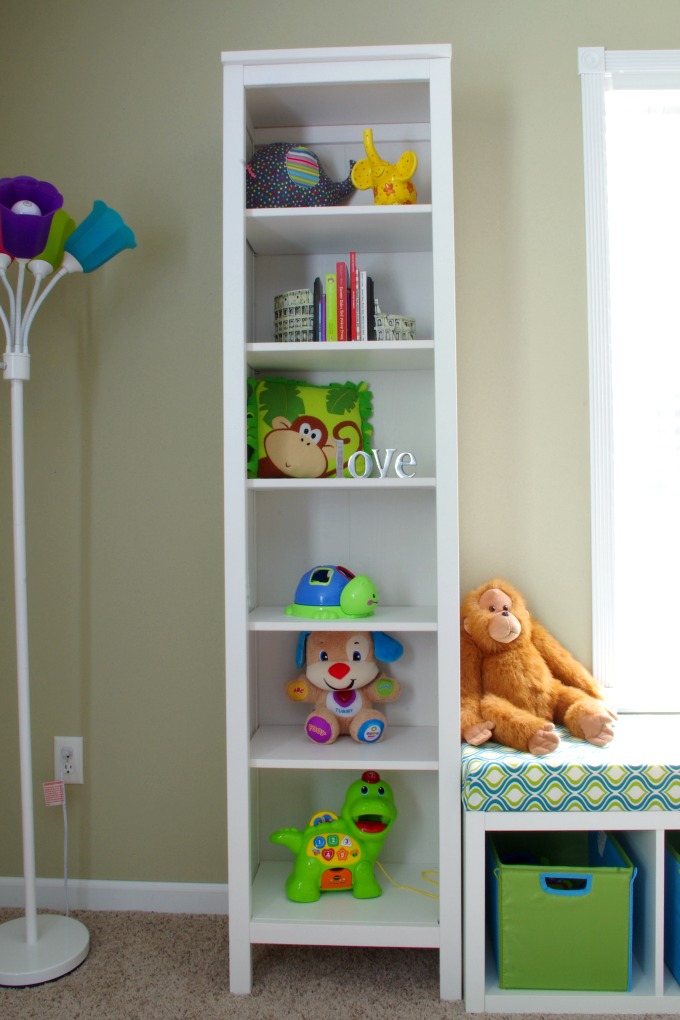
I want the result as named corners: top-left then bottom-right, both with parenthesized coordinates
top-left (0, 877), bottom-right (229, 915)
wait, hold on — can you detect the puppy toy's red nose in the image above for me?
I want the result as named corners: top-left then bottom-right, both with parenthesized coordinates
top-left (328, 663), bottom-right (350, 680)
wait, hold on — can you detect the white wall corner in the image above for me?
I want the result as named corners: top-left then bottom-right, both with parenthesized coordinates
top-left (0, 877), bottom-right (229, 915)
top-left (578, 47), bottom-right (605, 75)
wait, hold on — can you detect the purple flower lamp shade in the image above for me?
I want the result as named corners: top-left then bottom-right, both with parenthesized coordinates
top-left (62, 200), bottom-right (136, 274)
top-left (0, 176), bottom-right (64, 259)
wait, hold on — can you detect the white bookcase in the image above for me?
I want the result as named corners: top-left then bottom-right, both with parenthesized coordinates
top-left (222, 45), bottom-right (460, 999)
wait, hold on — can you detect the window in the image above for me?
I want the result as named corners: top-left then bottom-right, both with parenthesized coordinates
top-left (580, 48), bottom-right (680, 711)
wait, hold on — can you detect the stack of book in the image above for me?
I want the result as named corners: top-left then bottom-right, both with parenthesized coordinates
top-left (313, 252), bottom-right (376, 342)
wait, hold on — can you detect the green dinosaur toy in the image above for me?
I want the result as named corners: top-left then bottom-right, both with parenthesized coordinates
top-left (270, 770), bottom-right (398, 902)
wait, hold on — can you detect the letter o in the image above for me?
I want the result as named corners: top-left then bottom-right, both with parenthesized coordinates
top-left (348, 451), bottom-right (373, 478)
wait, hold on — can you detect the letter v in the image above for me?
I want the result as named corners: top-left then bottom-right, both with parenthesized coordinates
top-left (372, 448), bottom-right (395, 478)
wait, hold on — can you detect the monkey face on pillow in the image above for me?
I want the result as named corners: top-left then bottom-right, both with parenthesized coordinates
top-left (262, 415), bottom-right (335, 478)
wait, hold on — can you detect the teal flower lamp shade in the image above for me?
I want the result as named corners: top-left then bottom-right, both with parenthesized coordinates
top-left (0, 176), bottom-right (64, 259)
top-left (62, 200), bottom-right (136, 273)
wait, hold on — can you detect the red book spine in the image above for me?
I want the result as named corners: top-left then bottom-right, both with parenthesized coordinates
top-left (349, 252), bottom-right (358, 340)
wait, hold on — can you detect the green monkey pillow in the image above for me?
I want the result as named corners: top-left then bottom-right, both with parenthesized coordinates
top-left (247, 377), bottom-right (373, 479)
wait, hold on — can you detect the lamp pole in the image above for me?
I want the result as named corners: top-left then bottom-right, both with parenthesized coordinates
top-left (0, 344), bottom-right (91, 987)
top-left (9, 355), bottom-right (37, 948)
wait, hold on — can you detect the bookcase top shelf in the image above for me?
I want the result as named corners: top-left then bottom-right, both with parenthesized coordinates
top-left (223, 44), bottom-right (452, 65)
top-left (245, 81), bottom-right (432, 133)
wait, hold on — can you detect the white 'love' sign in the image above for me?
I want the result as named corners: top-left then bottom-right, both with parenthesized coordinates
top-left (335, 440), bottom-right (417, 479)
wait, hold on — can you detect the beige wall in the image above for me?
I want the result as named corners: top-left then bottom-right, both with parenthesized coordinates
top-left (0, 1), bottom-right (678, 884)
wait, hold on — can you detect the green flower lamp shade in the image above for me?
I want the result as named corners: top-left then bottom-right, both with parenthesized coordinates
top-left (32, 210), bottom-right (76, 270)
top-left (62, 200), bottom-right (136, 273)
top-left (0, 176), bottom-right (64, 259)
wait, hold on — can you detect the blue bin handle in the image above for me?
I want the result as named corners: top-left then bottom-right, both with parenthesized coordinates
top-left (540, 873), bottom-right (592, 896)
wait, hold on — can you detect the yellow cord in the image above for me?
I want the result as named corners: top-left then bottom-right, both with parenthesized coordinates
top-left (377, 860), bottom-right (439, 899)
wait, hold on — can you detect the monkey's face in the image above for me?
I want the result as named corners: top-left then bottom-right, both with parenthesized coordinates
top-left (463, 584), bottom-right (523, 650)
top-left (263, 416), bottom-right (333, 478)
top-left (305, 633), bottom-right (380, 691)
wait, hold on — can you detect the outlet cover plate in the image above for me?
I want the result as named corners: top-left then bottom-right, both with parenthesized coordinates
top-left (54, 736), bottom-right (84, 784)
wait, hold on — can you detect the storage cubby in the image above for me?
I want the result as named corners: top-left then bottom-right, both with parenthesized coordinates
top-left (253, 251), bottom-right (434, 341)
top-left (254, 630), bottom-right (438, 730)
top-left (223, 45), bottom-right (459, 999)
top-left (464, 794), bottom-right (680, 1012)
top-left (253, 488), bottom-right (438, 603)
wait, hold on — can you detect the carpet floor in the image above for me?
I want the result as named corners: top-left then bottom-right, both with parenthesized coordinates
top-left (0, 908), bottom-right (674, 1020)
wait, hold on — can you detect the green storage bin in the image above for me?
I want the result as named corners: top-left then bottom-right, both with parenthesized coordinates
top-left (487, 830), bottom-right (636, 991)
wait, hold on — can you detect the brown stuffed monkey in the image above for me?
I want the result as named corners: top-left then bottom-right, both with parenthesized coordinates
top-left (460, 578), bottom-right (616, 755)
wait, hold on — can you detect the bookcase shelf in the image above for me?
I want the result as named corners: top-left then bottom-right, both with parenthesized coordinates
top-left (246, 205), bottom-right (433, 256)
top-left (223, 44), bottom-right (459, 1001)
top-left (246, 340), bottom-right (434, 372)
top-left (246, 606), bottom-right (438, 631)
top-left (250, 724), bottom-right (439, 770)
top-left (250, 862), bottom-right (440, 946)
top-left (248, 476), bottom-right (436, 491)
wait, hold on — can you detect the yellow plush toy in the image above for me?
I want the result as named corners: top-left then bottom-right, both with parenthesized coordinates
top-left (460, 578), bottom-right (616, 755)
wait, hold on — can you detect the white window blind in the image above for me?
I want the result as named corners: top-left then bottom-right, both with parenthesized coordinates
top-left (580, 48), bottom-right (680, 711)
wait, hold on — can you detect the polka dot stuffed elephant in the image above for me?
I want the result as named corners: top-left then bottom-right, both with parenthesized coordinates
top-left (246, 143), bottom-right (355, 208)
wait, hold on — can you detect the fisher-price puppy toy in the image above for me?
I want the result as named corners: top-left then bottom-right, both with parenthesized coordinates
top-left (288, 630), bottom-right (403, 744)
top-left (270, 770), bottom-right (397, 901)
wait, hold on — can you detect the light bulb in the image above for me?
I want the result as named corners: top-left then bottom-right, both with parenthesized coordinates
top-left (11, 200), bottom-right (42, 216)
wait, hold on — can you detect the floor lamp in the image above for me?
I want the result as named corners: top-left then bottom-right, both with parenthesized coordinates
top-left (0, 176), bottom-right (136, 986)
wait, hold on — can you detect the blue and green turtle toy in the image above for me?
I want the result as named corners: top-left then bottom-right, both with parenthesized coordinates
top-left (270, 770), bottom-right (397, 901)
top-left (285, 564), bottom-right (379, 620)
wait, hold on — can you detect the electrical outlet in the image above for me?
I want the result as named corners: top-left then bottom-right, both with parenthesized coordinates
top-left (54, 736), bottom-right (84, 784)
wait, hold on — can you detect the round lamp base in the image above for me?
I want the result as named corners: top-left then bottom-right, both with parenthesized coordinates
top-left (0, 914), bottom-right (89, 986)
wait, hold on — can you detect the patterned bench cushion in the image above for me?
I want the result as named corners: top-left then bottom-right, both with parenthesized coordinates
top-left (461, 715), bottom-right (680, 812)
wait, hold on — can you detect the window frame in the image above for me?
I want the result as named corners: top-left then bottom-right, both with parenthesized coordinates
top-left (579, 47), bottom-right (680, 709)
